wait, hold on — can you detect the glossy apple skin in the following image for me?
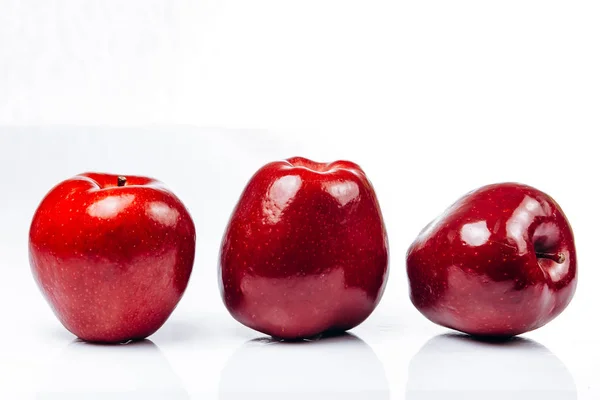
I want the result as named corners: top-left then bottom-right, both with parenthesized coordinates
top-left (407, 183), bottom-right (577, 337)
top-left (219, 157), bottom-right (389, 339)
top-left (29, 173), bottom-right (196, 343)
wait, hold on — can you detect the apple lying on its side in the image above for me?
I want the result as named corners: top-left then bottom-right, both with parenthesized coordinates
top-left (29, 173), bottom-right (196, 343)
top-left (406, 183), bottom-right (577, 337)
top-left (219, 157), bottom-right (389, 340)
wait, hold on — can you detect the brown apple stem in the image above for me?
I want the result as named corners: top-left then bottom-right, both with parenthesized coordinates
top-left (536, 252), bottom-right (565, 264)
top-left (117, 176), bottom-right (127, 187)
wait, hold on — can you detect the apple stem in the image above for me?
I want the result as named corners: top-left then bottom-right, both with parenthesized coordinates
top-left (117, 176), bottom-right (127, 187)
top-left (536, 252), bottom-right (565, 264)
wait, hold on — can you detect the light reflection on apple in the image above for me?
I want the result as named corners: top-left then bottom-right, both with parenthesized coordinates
top-left (506, 195), bottom-right (546, 255)
top-left (407, 334), bottom-right (576, 400)
top-left (459, 220), bottom-right (491, 247)
top-left (36, 339), bottom-right (189, 399)
top-left (219, 333), bottom-right (389, 400)
top-left (324, 180), bottom-right (360, 207)
top-left (263, 175), bottom-right (302, 224)
top-left (86, 194), bottom-right (135, 219)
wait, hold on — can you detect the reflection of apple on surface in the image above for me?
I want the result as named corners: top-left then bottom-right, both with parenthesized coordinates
top-left (407, 334), bottom-right (576, 400)
top-left (407, 183), bottom-right (577, 336)
top-left (219, 334), bottom-right (389, 400)
top-left (29, 173), bottom-right (196, 343)
top-left (36, 340), bottom-right (189, 399)
top-left (220, 157), bottom-right (389, 339)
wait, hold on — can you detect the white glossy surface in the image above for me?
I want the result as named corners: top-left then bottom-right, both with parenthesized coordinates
top-left (0, 130), bottom-right (598, 399)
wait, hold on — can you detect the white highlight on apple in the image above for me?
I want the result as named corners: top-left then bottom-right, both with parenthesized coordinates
top-left (263, 175), bottom-right (302, 224)
top-left (147, 201), bottom-right (179, 227)
top-left (325, 180), bottom-right (359, 207)
top-left (460, 221), bottom-right (491, 247)
top-left (87, 194), bottom-right (135, 219)
top-left (506, 196), bottom-right (547, 254)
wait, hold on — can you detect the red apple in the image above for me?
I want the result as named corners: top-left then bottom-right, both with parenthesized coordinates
top-left (219, 157), bottom-right (388, 339)
top-left (29, 173), bottom-right (195, 343)
top-left (407, 183), bottom-right (577, 337)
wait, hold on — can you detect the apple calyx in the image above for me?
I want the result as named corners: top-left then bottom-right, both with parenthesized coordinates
top-left (117, 176), bottom-right (127, 187)
top-left (536, 251), bottom-right (566, 264)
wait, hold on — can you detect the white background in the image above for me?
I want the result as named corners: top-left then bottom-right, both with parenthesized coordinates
top-left (1, 1), bottom-right (599, 399)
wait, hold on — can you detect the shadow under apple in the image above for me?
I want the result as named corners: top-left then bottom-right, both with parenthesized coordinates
top-left (219, 333), bottom-right (389, 400)
top-left (406, 333), bottom-right (577, 400)
top-left (36, 339), bottom-right (189, 399)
